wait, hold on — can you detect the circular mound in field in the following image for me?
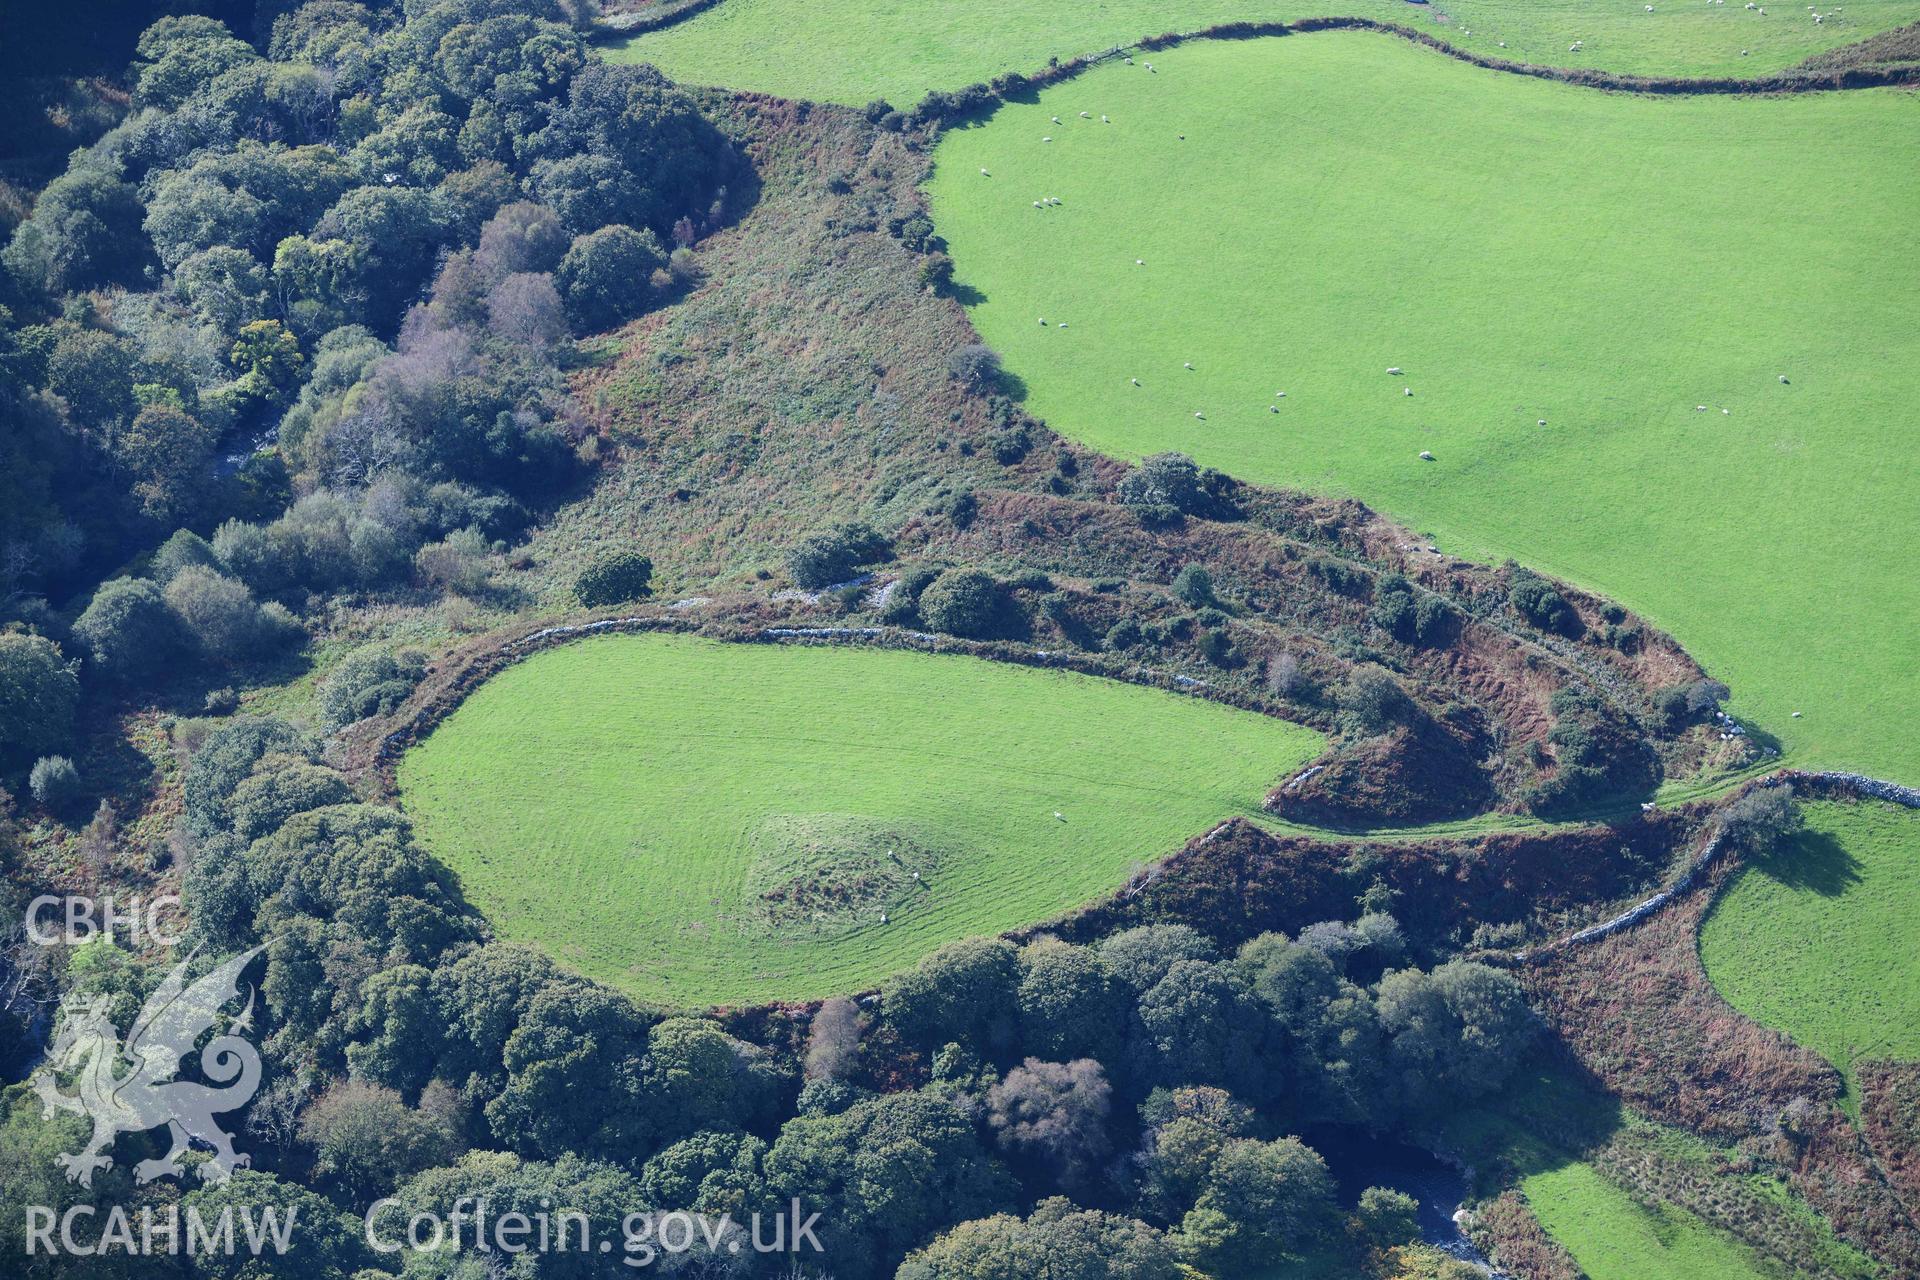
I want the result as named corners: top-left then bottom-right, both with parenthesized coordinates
top-left (397, 633), bottom-right (1322, 1006)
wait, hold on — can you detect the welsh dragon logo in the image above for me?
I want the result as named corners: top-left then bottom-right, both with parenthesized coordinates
top-left (31, 946), bottom-right (266, 1187)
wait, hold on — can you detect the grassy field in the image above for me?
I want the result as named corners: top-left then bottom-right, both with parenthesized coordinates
top-left (397, 633), bottom-right (1321, 1006)
top-left (927, 32), bottom-right (1920, 787)
top-left (608, 0), bottom-right (1920, 104)
top-left (1522, 1163), bottom-right (1780, 1280)
top-left (1701, 798), bottom-right (1920, 1086)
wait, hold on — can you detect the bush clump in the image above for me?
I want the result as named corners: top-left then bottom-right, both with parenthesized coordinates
top-left (1172, 564), bottom-right (1215, 608)
top-left (318, 647), bottom-right (429, 730)
top-left (787, 522), bottom-right (890, 591)
top-left (1369, 573), bottom-right (1455, 647)
top-left (945, 344), bottom-right (1001, 390)
top-left (919, 569), bottom-right (1023, 640)
top-left (575, 551), bottom-right (654, 608)
top-left (29, 755), bottom-right (83, 812)
top-left (1507, 566), bottom-right (1581, 637)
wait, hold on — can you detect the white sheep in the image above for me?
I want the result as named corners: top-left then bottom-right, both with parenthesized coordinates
top-left (1131, 378), bottom-right (1141, 386)
top-left (1722, 408), bottom-right (1731, 414)
top-left (1275, 391), bottom-right (1286, 398)
top-left (1697, 404), bottom-right (1708, 411)
top-left (1038, 316), bottom-right (1046, 324)
top-left (1269, 405), bottom-right (1279, 413)
top-left (1033, 201), bottom-right (1043, 208)
top-left (1645, 5), bottom-right (1653, 11)
top-left (1387, 366), bottom-right (1402, 375)
top-left (1193, 411), bottom-right (1205, 419)
top-left (1538, 418), bottom-right (1547, 426)
top-left (879, 912), bottom-right (888, 924)
top-left (1136, 258), bottom-right (1145, 265)
top-left (1404, 387), bottom-right (1413, 396)
top-left (1419, 450), bottom-right (1435, 461)
top-left (1079, 111), bottom-right (1090, 118)
top-left (980, 167), bottom-right (990, 176)
top-left (1058, 322), bottom-right (1068, 328)
top-left (1779, 374), bottom-right (1789, 383)
top-left (1183, 361), bottom-right (1194, 370)
top-left (1498, 40), bottom-right (1507, 46)
top-left (1102, 115), bottom-right (1111, 122)
top-left (1051, 115), bottom-right (1062, 124)
top-left (1042, 135), bottom-right (1053, 142)
top-left (1053, 811), bottom-right (1066, 820)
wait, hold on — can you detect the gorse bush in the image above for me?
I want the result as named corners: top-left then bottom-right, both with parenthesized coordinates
top-left (1508, 565), bottom-right (1581, 637)
top-left (787, 522), bottom-right (890, 590)
top-left (919, 568), bottom-right (1023, 640)
top-left (574, 551), bottom-right (654, 608)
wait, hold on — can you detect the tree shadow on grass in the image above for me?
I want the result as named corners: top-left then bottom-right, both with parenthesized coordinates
top-left (1749, 828), bottom-right (1861, 898)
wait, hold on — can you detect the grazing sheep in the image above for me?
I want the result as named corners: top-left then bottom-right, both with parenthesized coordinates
top-left (1269, 405), bottom-right (1279, 413)
top-left (1387, 366), bottom-right (1402, 375)
top-left (1051, 115), bottom-right (1061, 124)
top-left (1194, 411), bottom-right (1205, 419)
top-left (1404, 387), bottom-right (1413, 396)
top-left (880, 912), bottom-right (888, 924)
top-left (1053, 811), bottom-right (1065, 820)
top-left (1723, 408), bottom-right (1731, 414)
top-left (1792, 710), bottom-right (1803, 717)
top-left (1079, 111), bottom-right (1090, 118)
top-left (1042, 136), bottom-right (1052, 142)
top-left (1058, 322), bottom-right (1068, 328)
top-left (1779, 374), bottom-right (1789, 383)
top-left (1697, 405), bottom-right (1708, 411)
top-left (1275, 391), bottom-right (1286, 398)
top-left (1033, 201), bottom-right (1043, 208)
top-left (1136, 258), bottom-right (1145, 265)
top-left (1419, 450), bottom-right (1434, 461)
top-left (1102, 115), bottom-right (1111, 122)
top-left (1538, 418), bottom-right (1547, 426)
top-left (1038, 316), bottom-right (1046, 324)
top-left (1499, 40), bottom-right (1507, 46)
top-left (980, 167), bottom-right (990, 176)
top-left (1184, 361), bottom-right (1194, 370)
top-left (1131, 378), bottom-right (1140, 386)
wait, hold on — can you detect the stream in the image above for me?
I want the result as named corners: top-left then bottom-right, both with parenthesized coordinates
top-left (1302, 1125), bottom-right (1502, 1272)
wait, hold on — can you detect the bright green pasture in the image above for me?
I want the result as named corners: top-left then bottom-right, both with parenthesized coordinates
top-left (1702, 799), bottom-right (1920, 1085)
top-left (397, 633), bottom-right (1321, 1007)
top-left (609, 0), bottom-right (1920, 104)
top-left (1522, 1163), bottom-right (1779, 1280)
top-left (928, 32), bottom-right (1920, 786)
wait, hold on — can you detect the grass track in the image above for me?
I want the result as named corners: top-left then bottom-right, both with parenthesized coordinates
top-left (1701, 798), bottom-right (1920, 1087)
top-left (397, 633), bottom-right (1321, 1006)
top-left (927, 32), bottom-right (1920, 788)
top-left (609, 0), bottom-right (1920, 104)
